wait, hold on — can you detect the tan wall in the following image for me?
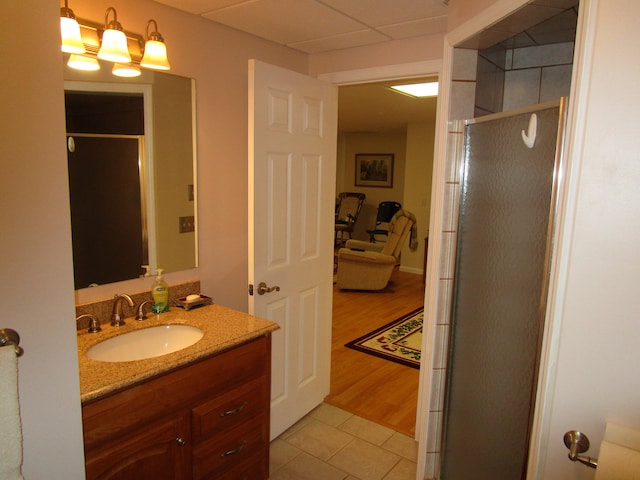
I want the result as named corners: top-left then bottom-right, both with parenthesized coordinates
top-left (401, 122), bottom-right (435, 274)
top-left (153, 73), bottom-right (196, 273)
top-left (337, 133), bottom-right (407, 242)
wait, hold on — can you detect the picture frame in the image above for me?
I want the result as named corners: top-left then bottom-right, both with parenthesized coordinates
top-left (355, 153), bottom-right (394, 188)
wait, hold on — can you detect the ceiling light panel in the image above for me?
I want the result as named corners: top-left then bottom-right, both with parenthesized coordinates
top-left (390, 82), bottom-right (439, 97)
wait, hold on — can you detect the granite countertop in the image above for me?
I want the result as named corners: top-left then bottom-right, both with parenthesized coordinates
top-left (77, 303), bottom-right (278, 403)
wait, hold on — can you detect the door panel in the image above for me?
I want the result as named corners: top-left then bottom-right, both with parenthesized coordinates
top-left (248, 60), bottom-right (337, 440)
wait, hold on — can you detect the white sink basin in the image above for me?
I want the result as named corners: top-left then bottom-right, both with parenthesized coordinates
top-left (87, 324), bottom-right (204, 362)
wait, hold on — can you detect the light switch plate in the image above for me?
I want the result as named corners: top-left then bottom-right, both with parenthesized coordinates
top-left (179, 216), bottom-right (195, 233)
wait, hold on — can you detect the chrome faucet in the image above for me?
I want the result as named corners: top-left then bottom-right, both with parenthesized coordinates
top-left (76, 313), bottom-right (101, 334)
top-left (110, 293), bottom-right (134, 327)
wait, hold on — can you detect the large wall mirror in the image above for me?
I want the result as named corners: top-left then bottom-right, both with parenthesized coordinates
top-left (64, 57), bottom-right (197, 290)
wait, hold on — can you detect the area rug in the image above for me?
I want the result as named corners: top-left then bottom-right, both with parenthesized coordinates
top-left (345, 308), bottom-right (423, 369)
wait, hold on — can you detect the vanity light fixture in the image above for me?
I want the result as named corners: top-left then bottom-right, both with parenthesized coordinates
top-left (140, 19), bottom-right (171, 71)
top-left (97, 7), bottom-right (131, 64)
top-left (112, 62), bottom-right (141, 78)
top-left (67, 54), bottom-right (100, 71)
top-left (60, 0), bottom-right (85, 54)
top-left (389, 82), bottom-right (439, 98)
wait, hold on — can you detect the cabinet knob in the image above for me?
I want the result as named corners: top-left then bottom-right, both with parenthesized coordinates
top-left (176, 437), bottom-right (187, 447)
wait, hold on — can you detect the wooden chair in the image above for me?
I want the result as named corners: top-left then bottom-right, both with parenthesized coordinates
top-left (335, 192), bottom-right (365, 247)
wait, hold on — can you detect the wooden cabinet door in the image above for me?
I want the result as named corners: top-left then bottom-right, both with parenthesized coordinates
top-left (85, 415), bottom-right (190, 480)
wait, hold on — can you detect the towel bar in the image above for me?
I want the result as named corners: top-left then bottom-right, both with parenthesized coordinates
top-left (0, 328), bottom-right (24, 357)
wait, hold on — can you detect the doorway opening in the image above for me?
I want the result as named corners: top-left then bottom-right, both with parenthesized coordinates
top-left (327, 77), bottom-right (439, 436)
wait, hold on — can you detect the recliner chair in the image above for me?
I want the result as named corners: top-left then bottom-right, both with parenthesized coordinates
top-left (336, 209), bottom-right (418, 290)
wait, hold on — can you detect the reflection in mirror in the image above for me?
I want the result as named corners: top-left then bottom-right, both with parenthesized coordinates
top-left (64, 57), bottom-right (197, 290)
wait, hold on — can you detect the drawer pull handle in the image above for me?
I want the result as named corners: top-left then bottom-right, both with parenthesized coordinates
top-left (221, 401), bottom-right (248, 417)
top-left (221, 439), bottom-right (247, 457)
top-left (176, 437), bottom-right (186, 447)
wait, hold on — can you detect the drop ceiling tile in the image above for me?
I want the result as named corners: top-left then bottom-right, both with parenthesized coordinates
top-left (377, 16), bottom-right (448, 39)
top-left (319, 0), bottom-right (448, 27)
top-left (202, 0), bottom-right (364, 44)
top-left (289, 29), bottom-right (388, 54)
top-left (153, 0), bottom-right (247, 15)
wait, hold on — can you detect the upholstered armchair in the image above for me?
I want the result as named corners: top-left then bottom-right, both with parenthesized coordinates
top-left (336, 210), bottom-right (418, 290)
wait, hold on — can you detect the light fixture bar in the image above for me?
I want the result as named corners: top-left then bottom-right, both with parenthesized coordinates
top-left (74, 18), bottom-right (144, 62)
top-left (389, 82), bottom-right (439, 98)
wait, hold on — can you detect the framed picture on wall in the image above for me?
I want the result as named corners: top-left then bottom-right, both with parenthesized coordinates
top-left (355, 153), bottom-right (394, 188)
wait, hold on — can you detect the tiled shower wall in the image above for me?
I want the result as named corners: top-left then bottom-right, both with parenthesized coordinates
top-left (423, 48), bottom-right (477, 479)
top-left (424, 42), bottom-right (572, 478)
top-left (476, 41), bottom-right (574, 115)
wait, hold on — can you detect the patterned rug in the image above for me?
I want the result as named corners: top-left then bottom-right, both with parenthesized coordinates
top-left (345, 308), bottom-right (423, 369)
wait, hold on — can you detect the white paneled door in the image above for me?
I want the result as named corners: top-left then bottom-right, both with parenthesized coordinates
top-left (248, 59), bottom-right (337, 440)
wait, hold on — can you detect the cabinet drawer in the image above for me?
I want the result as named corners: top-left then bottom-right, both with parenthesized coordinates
top-left (192, 415), bottom-right (267, 479)
top-left (192, 376), bottom-right (267, 444)
top-left (214, 453), bottom-right (268, 480)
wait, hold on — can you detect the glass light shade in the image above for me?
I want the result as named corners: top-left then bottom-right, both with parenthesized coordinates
top-left (60, 16), bottom-right (85, 54)
top-left (67, 54), bottom-right (100, 71)
top-left (112, 63), bottom-right (141, 78)
top-left (140, 40), bottom-right (171, 70)
top-left (98, 29), bottom-right (131, 63)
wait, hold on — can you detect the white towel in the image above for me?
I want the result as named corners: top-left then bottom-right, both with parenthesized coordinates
top-left (0, 347), bottom-right (24, 480)
top-left (596, 422), bottom-right (640, 480)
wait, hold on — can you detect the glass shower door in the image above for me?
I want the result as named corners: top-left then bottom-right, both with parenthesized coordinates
top-left (440, 100), bottom-right (567, 479)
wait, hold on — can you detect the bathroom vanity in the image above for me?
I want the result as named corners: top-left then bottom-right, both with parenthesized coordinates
top-left (77, 304), bottom-right (278, 479)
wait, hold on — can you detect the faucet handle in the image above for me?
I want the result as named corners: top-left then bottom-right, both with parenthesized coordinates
top-left (135, 300), bottom-right (153, 321)
top-left (76, 314), bottom-right (101, 334)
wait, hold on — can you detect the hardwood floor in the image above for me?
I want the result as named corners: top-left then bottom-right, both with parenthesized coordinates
top-left (325, 269), bottom-right (425, 437)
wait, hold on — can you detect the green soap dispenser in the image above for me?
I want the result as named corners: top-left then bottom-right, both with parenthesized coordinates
top-left (152, 269), bottom-right (169, 313)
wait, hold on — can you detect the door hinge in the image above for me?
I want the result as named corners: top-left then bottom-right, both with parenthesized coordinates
top-left (248, 284), bottom-right (254, 296)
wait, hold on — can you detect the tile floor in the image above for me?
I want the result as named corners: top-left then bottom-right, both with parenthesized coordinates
top-left (269, 403), bottom-right (418, 480)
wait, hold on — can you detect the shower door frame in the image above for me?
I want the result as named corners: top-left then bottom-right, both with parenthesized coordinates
top-left (439, 98), bottom-right (569, 479)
